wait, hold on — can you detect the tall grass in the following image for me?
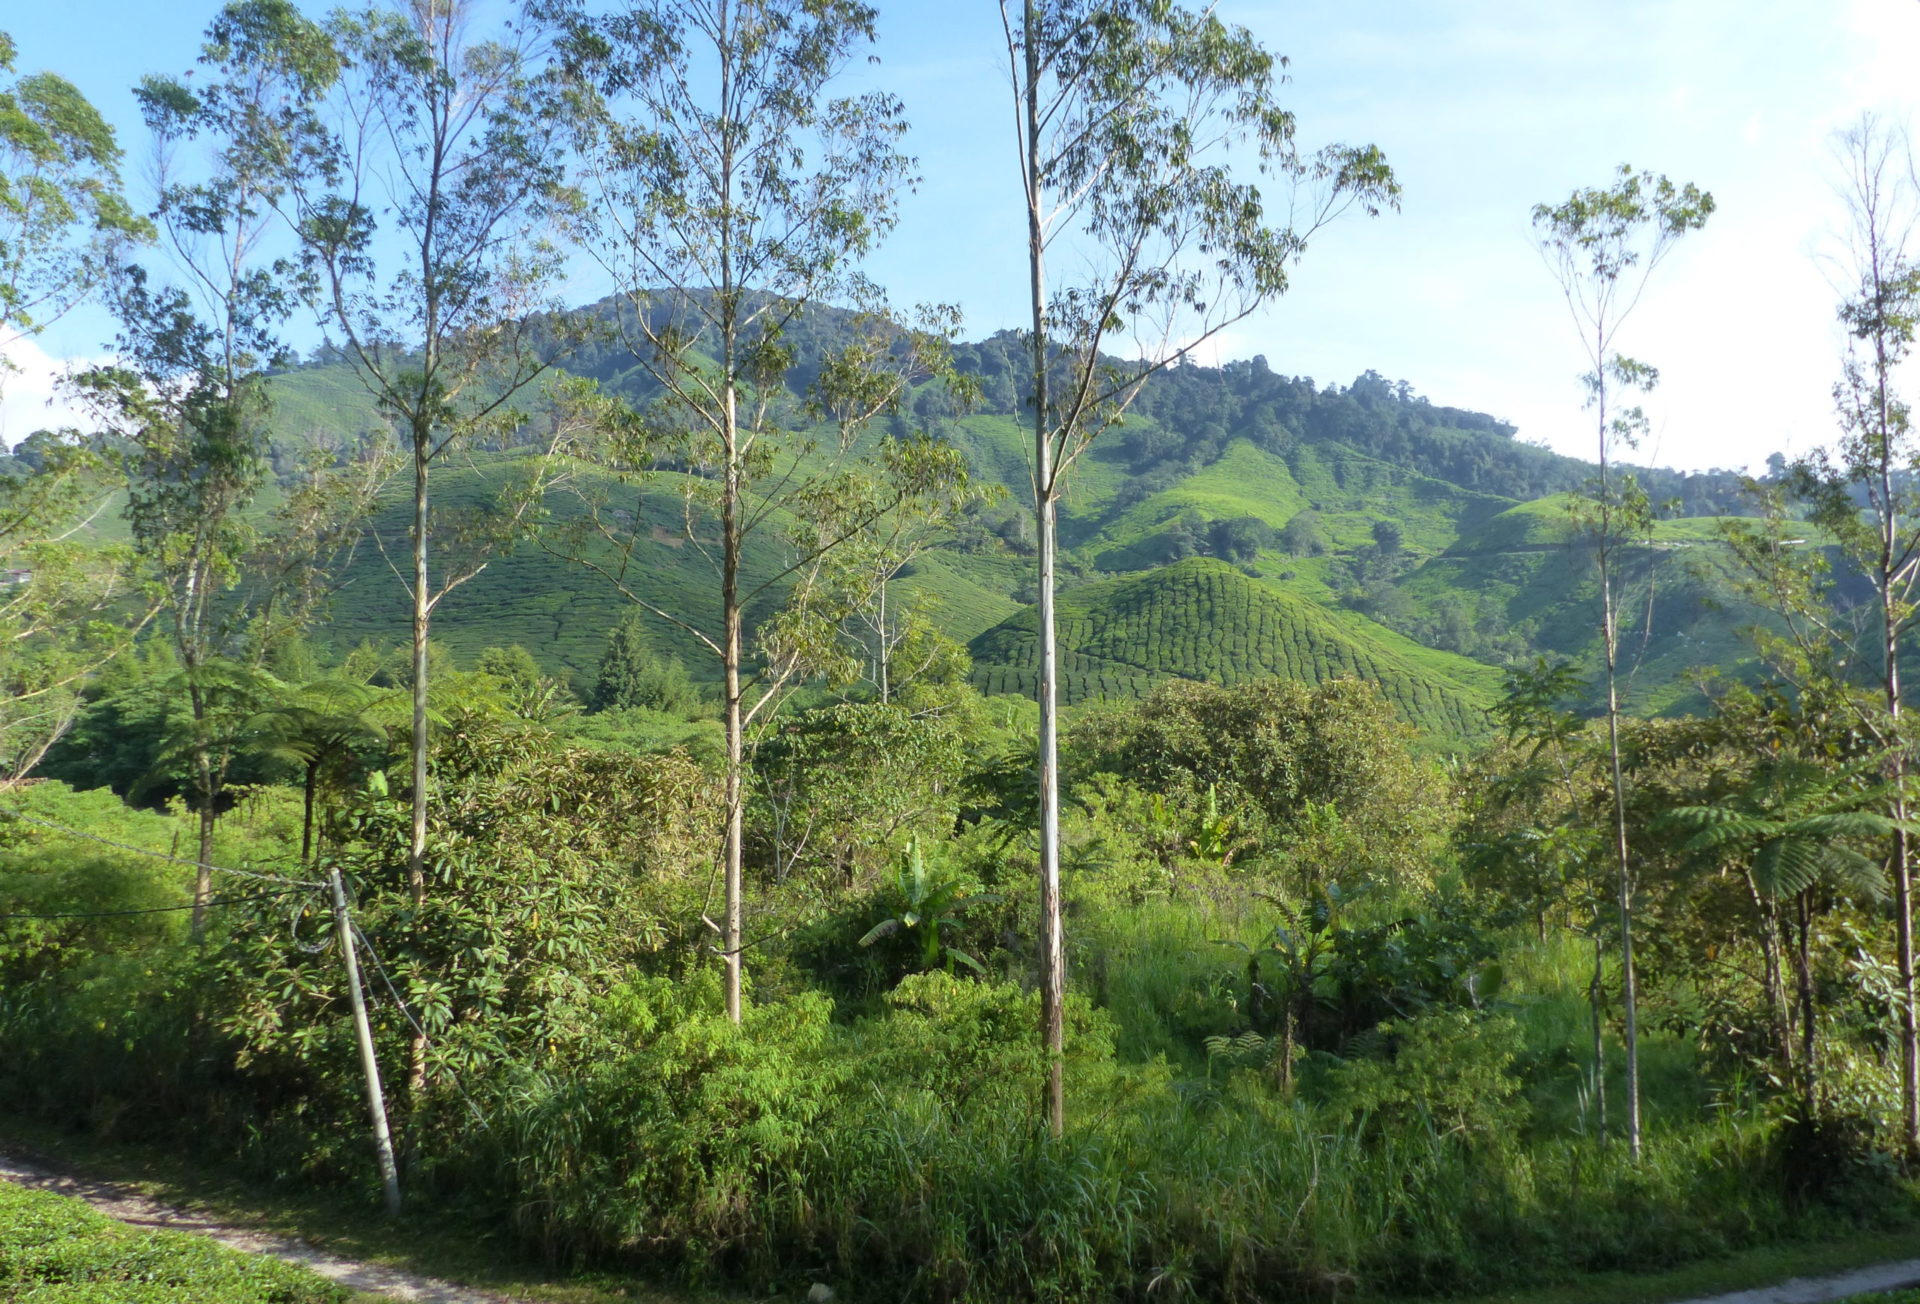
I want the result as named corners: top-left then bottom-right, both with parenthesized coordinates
top-left (483, 963), bottom-right (1913, 1303)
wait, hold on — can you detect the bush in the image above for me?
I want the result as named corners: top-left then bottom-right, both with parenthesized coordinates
top-left (1324, 1010), bottom-right (1528, 1141)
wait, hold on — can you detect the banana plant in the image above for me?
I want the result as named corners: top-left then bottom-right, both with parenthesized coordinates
top-left (858, 838), bottom-right (998, 976)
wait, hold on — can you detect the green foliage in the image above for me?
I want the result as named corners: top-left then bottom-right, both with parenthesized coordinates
top-left (1664, 758), bottom-right (1902, 903)
top-left (856, 839), bottom-right (998, 978)
top-left (1072, 673), bottom-right (1447, 884)
top-left (560, 705), bottom-right (723, 768)
top-left (752, 696), bottom-right (979, 890)
top-left (211, 710), bottom-right (721, 1173)
top-left (0, 1181), bottom-right (346, 1303)
top-left (0, 31), bottom-right (148, 344)
top-left (1325, 1009), bottom-right (1527, 1140)
top-left (589, 614), bottom-right (698, 715)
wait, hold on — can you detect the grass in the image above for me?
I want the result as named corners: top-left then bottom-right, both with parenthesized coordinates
top-left (1391, 1230), bottom-right (1920, 1304)
top-left (0, 1114), bottom-right (742, 1304)
top-left (0, 1176), bottom-right (348, 1303)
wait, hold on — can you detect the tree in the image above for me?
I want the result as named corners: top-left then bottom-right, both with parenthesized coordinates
top-left (544, 0), bottom-right (976, 1022)
top-left (246, 675), bottom-right (389, 866)
top-left (591, 612), bottom-right (698, 715)
top-left (1664, 757), bottom-right (1902, 1117)
top-left (1723, 119), bottom-right (1920, 1156)
top-left (1004, 0), bottom-right (1396, 1131)
top-left (73, 2), bottom-right (384, 938)
top-left (1532, 165), bottom-right (1713, 1160)
top-left (1281, 509), bottom-right (1327, 557)
top-left (1209, 515), bottom-right (1273, 564)
top-left (257, 0), bottom-right (573, 912)
top-left (0, 30), bottom-right (148, 385)
top-left (0, 35), bottom-right (152, 785)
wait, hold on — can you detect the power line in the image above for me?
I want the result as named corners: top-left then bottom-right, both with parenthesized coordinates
top-left (0, 810), bottom-right (324, 888)
top-left (350, 921), bottom-right (491, 1133)
top-left (0, 885), bottom-right (315, 922)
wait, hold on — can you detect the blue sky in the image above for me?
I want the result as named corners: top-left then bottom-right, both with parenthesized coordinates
top-left (6, 1), bottom-right (1920, 472)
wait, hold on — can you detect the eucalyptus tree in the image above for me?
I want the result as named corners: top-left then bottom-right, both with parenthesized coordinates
top-left (543, 0), bottom-right (977, 1022)
top-left (1003, 0), bottom-right (1396, 1132)
top-left (255, 0), bottom-right (572, 910)
top-left (1723, 120), bottom-right (1920, 1155)
top-left (0, 33), bottom-right (152, 786)
top-left (1532, 166), bottom-right (1711, 1160)
top-left (70, 3), bottom-right (364, 938)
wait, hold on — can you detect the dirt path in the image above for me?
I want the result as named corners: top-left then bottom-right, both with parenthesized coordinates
top-left (1670, 1259), bottom-right (1920, 1304)
top-left (0, 1150), bottom-right (516, 1303)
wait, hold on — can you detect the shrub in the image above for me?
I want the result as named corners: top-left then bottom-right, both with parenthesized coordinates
top-left (1324, 1010), bottom-right (1529, 1141)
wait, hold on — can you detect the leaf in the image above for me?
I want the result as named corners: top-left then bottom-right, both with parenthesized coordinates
top-left (857, 919), bottom-right (902, 948)
top-left (1753, 838), bottom-right (1822, 900)
top-left (945, 947), bottom-right (987, 975)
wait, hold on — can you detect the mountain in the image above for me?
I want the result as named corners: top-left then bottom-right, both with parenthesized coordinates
top-left (246, 302), bottom-right (1770, 740)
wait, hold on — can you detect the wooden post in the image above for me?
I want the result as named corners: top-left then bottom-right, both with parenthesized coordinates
top-left (329, 867), bottom-right (402, 1217)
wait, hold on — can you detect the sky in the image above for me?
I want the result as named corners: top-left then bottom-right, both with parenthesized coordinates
top-left (5, 0), bottom-right (1920, 472)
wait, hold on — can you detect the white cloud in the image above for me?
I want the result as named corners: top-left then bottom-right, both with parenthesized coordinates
top-left (0, 336), bottom-right (102, 451)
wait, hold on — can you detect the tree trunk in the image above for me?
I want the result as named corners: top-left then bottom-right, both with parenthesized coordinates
top-left (1589, 930), bottom-right (1609, 1145)
top-left (1751, 880), bottom-right (1794, 1086)
top-left (1022, 0), bottom-right (1065, 1138)
top-left (1036, 468), bottom-right (1065, 1135)
top-left (192, 788), bottom-right (216, 943)
top-left (1792, 891), bottom-right (1819, 1117)
top-left (302, 760), bottom-right (319, 867)
top-left (407, 433), bottom-right (430, 1108)
top-left (1883, 587), bottom-right (1917, 1155)
top-left (1894, 802), bottom-right (1918, 1156)
top-left (722, 487), bottom-right (744, 1024)
top-left (876, 579), bottom-right (889, 706)
top-left (408, 437), bottom-right (430, 909)
top-left (1602, 582), bottom-right (1642, 1159)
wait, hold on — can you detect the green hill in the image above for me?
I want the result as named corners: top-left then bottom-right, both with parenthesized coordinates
top-left (316, 454), bottom-right (804, 684)
top-left (968, 558), bottom-right (1496, 738)
top-left (237, 305), bottom-right (1773, 740)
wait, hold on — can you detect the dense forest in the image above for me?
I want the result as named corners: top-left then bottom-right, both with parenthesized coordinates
top-left (5, 3), bottom-right (1920, 1303)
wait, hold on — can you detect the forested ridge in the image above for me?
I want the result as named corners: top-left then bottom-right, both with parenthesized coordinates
top-left (5, 3), bottom-right (1920, 1303)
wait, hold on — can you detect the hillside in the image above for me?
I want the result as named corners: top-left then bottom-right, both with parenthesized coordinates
top-left (240, 302), bottom-right (1773, 740)
top-left (968, 558), bottom-right (1498, 738)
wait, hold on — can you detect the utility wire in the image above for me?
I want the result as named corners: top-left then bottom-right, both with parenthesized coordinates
top-left (0, 810), bottom-right (324, 888)
top-left (7, 807), bottom-right (489, 1130)
top-left (0, 885), bottom-right (315, 922)
top-left (350, 921), bottom-right (492, 1133)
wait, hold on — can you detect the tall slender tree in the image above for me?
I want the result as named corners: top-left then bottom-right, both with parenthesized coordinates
top-left (1532, 165), bottom-right (1713, 1160)
top-left (1003, 0), bottom-right (1396, 1133)
top-left (72, 2), bottom-right (354, 938)
top-left (1725, 120), bottom-right (1920, 1156)
top-left (259, 0), bottom-right (572, 911)
top-left (544, 0), bottom-right (976, 1022)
